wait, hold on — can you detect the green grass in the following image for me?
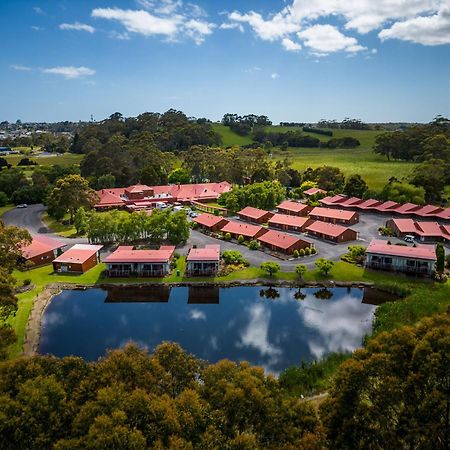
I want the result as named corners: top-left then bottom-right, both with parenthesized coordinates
top-left (212, 124), bottom-right (254, 147)
top-left (41, 212), bottom-right (79, 237)
top-left (0, 204), bottom-right (14, 217)
top-left (5, 153), bottom-right (83, 167)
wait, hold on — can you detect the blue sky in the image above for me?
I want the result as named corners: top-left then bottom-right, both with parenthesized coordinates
top-left (1, 0), bottom-right (450, 123)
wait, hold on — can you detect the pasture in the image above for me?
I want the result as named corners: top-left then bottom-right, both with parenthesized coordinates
top-left (4, 153), bottom-right (83, 167)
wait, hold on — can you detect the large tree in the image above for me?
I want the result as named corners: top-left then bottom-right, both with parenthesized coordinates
top-left (47, 174), bottom-right (98, 221)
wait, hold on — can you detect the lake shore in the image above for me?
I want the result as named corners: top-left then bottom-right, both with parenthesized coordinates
top-left (23, 279), bottom-right (376, 357)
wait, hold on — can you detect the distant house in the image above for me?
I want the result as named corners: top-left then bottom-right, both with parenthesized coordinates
top-left (52, 244), bottom-right (103, 273)
top-left (220, 221), bottom-right (267, 241)
top-left (303, 187), bottom-right (327, 197)
top-left (268, 214), bottom-right (313, 233)
top-left (276, 200), bottom-right (312, 216)
top-left (257, 230), bottom-right (312, 255)
top-left (386, 218), bottom-right (450, 244)
top-left (21, 235), bottom-right (66, 267)
top-left (365, 240), bottom-right (436, 276)
top-left (186, 245), bottom-right (220, 276)
top-left (309, 207), bottom-right (359, 225)
top-left (306, 221), bottom-right (358, 243)
top-left (193, 213), bottom-right (229, 232)
top-left (237, 206), bottom-right (274, 224)
top-left (104, 245), bottom-right (175, 277)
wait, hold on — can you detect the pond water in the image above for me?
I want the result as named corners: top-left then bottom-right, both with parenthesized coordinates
top-left (39, 286), bottom-right (380, 374)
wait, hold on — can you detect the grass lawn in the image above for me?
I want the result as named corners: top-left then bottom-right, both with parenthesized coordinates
top-left (0, 204), bottom-right (15, 217)
top-left (41, 212), bottom-right (80, 237)
top-left (5, 153), bottom-right (83, 167)
top-left (212, 124), bottom-right (254, 147)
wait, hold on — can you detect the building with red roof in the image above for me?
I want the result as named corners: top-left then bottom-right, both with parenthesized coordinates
top-left (319, 194), bottom-right (347, 207)
top-left (309, 207), bottom-right (359, 225)
top-left (354, 198), bottom-right (383, 211)
top-left (392, 203), bottom-right (422, 216)
top-left (186, 245), bottom-right (221, 276)
top-left (305, 221), bottom-right (358, 243)
top-left (276, 200), bottom-right (312, 216)
top-left (21, 235), bottom-right (66, 267)
top-left (412, 204), bottom-right (443, 218)
top-left (237, 206), bottom-right (274, 224)
top-left (104, 245), bottom-right (175, 277)
top-left (387, 218), bottom-right (450, 244)
top-left (220, 221), bottom-right (267, 240)
top-left (53, 244), bottom-right (103, 273)
top-left (303, 187), bottom-right (327, 197)
top-left (373, 201), bottom-right (400, 213)
top-left (336, 197), bottom-right (365, 209)
top-left (268, 214), bottom-right (313, 233)
top-left (257, 230), bottom-right (312, 254)
top-left (365, 240), bottom-right (436, 276)
top-left (193, 213), bottom-right (229, 232)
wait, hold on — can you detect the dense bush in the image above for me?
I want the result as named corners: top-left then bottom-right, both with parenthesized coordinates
top-left (222, 250), bottom-right (249, 266)
top-left (302, 126), bottom-right (333, 137)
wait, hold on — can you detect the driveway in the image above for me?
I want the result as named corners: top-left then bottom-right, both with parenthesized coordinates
top-left (2, 204), bottom-right (88, 246)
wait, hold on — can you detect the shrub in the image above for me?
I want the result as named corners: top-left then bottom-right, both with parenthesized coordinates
top-left (237, 235), bottom-right (245, 244)
top-left (248, 240), bottom-right (260, 250)
top-left (23, 279), bottom-right (32, 286)
top-left (224, 232), bottom-right (232, 241)
top-left (222, 250), bottom-right (249, 266)
top-left (295, 264), bottom-right (307, 279)
top-left (310, 247), bottom-right (317, 255)
top-left (292, 249), bottom-right (299, 258)
top-left (299, 248), bottom-right (305, 257)
top-left (173, 252), bottom-right (180, 260)
top-left (304, 247), bottom-right (311, 256)
top-left (190, 221), bottom-right (199, 229)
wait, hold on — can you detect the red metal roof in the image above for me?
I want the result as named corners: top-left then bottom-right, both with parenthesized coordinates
top-left (22, 235), bottom-right (65, 259)
top-left (238, 206), bottom-right (272, 220)
top-left (193, 213), bottom-right (228, 228)
top-left (104, 245), bottom-right (175, 264)
top-left (187, 245), bottom-right (220, 261)
top-left (373, 201), bottom-right (400, 212)
top-left (392, 203), bottom-right (422, 215)
top-left (366, 240), bottom-right (436, 261)
top-left (220, 221), bottom-right (266, 238)
top-left (95, 189), bottom-right (124, 207)
top-left (355, 198), bottom-right (382, 210)
top-left (269, 214), bottom-right (311, 228)
top-left (306, 221), bottom-right (353, 238)
top-left (277, 200), bottom-right (309, 214)
top-left (319, 194), bottom-right (347, 206)
top-left (389, 218), bottom-right (417, 234)
top-left (309, 207), bottom-right (358, 221)
top-left (412, 204), bottom-right (443, 217)
top-left (257, 229), bottom-right (309, 250)
top-left (53, 244), bottom-right (103, 264)
top-left (338, 197), bottom-right (364, 208)
top-left (303, 187), bottom-right (327, 196)
top-left (433, 207), bottom-right (450, 220)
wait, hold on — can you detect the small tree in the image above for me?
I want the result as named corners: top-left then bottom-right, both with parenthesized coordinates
top-left (237, 235), bottom-right (245, 244)
top-left (260, 262), bottom-right (280, 277)
top-left (248, 240), bottom-right (260, 250)
top-left (305, 247), bottom-right (311, 256)
top-left (310, 247), bottom-right (317, 255)
top-left (295, 264), bottom-right (307, 279)
top-left (224, 232), bottom-right (232, 241)
top-left (74, 207), bottom-right (88, 234)
top-left (436, 243), bottom-right (445, 274)
top-left (299, 248), bottom-right (305, 257)
top-left (315, 258), bottom-right (334, 276)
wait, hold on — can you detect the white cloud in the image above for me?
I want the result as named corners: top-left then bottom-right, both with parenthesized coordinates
top-left (226, 0), bottom-right (450, 55)
top-left (59, 22), bottom-right (95, 33)
top-left (42, 66), bottom-right (96, 79)
top-left (10, 65), bottom-right (33, 71)
top-left (31, 26), bottom-right (43, 31)
top-left (298, 24), bottom-right (366, 54)
top-left (379, 6), bottom-right (450, 45)
top-left (33, 6), bottom-right (44, 15)
top-left (92, 6), bottom-right (215, 44)
top-left (271, 72), bottom-right (280, 79)
top-left (281, 37), bottom-right (302, 51)
top-left (219, 22), bottom-right (244, 32)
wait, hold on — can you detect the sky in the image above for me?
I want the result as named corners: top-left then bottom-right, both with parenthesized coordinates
top-left (1, 0), bottom-right (450, 123)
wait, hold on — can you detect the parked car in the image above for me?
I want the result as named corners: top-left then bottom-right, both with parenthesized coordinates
top-left (16, 204), bottom-right (28, 209)
top-left (404, 235), bottom-right (415, 243)
top-left (189, 211), bottom-right (198, 218)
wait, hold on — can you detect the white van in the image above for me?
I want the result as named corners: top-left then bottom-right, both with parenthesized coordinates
top-left (404, 235), bottom-right (415, 243)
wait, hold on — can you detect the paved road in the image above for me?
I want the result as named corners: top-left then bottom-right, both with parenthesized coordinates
top-left (2, 204), bottom-right (88, 246)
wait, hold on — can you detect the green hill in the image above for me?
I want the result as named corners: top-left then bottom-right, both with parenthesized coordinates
top-left (212, 123), bottom-right (254, 147)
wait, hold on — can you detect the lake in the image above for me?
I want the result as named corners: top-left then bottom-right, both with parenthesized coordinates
top-left (39, 286), bottom-right (379, 374)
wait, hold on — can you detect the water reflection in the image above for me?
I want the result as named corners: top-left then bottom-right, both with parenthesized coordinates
top-left (39, 286), bottom-right (378, 374)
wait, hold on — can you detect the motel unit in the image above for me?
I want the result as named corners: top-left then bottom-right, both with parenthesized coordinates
top-left (305, 221), bottom-right (358, 243)
top-left (309, 207), bottom-right (359, 225)
top-left (237, 206), bottom-right (274, 224)
top-left (268, 214), bottom-right (313, 233)
top-left (193, 213), bottom-right (229, 232)
top-left (53, 244), bottom-right (103, 274)
top-left (104, 245), bottom-right (175, 277)
top-left (186, 245), bottom-right (220, 276)
top-left (220, 221), bottom-right (267, 241)
top-left (303, 187), bottom-right (327, 197)
top-left (365, 240), bottom-right (436, 276)
top-left (257, 230), bottom-right (312, 255)
top-left (21, 235), bottom-right (66, 267)
top-left (386, 218), bottom-right (450, 244)
top-left (276, 200), bottom-right (312, 216)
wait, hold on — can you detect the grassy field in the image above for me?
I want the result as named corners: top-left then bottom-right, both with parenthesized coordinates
top-left (7, 256), bottom-right (446, 359)
top-left (212, 124), bottom-right (254, 147)
top-left (5, 153), bottom-right (83, 167)
top-left (41, 212), bottom-right (79, 237)
top-left (0, 204), bottom-right (14, 217)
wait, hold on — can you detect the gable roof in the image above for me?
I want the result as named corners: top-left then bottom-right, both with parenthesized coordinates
top-left (258, 229), bottom-right (309, 250)
top-left (269, 214), bottom-right (311, 228)
top-left (373, 201), bottom-right (400, 212)
top-left (319, 194), bottom-right (347, 206)
top-left (220, 221), bottom-right (266, 238)
top-left (193, 213), bottom-right (228, 228)
top-left (104, 245), bottom-right (175, 264)
top-left (306, 220), bottom-right (354, 238)
top-left (22, 235), bottom-right (65, 259)
top-left (303, 187), bottom-right (327, 196)
top-left (309, 207), bottom-right (358, 221)
top-left (366, 240), bottom-right (436, 261)
top-left (238, 206), bottom-right (271, 220)
top-left (53, 244), bottom-right (103, 264)
top-left (187, 245), bottom-right (220, 261)
top-left (277, 200), bottom-right (310, 214)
